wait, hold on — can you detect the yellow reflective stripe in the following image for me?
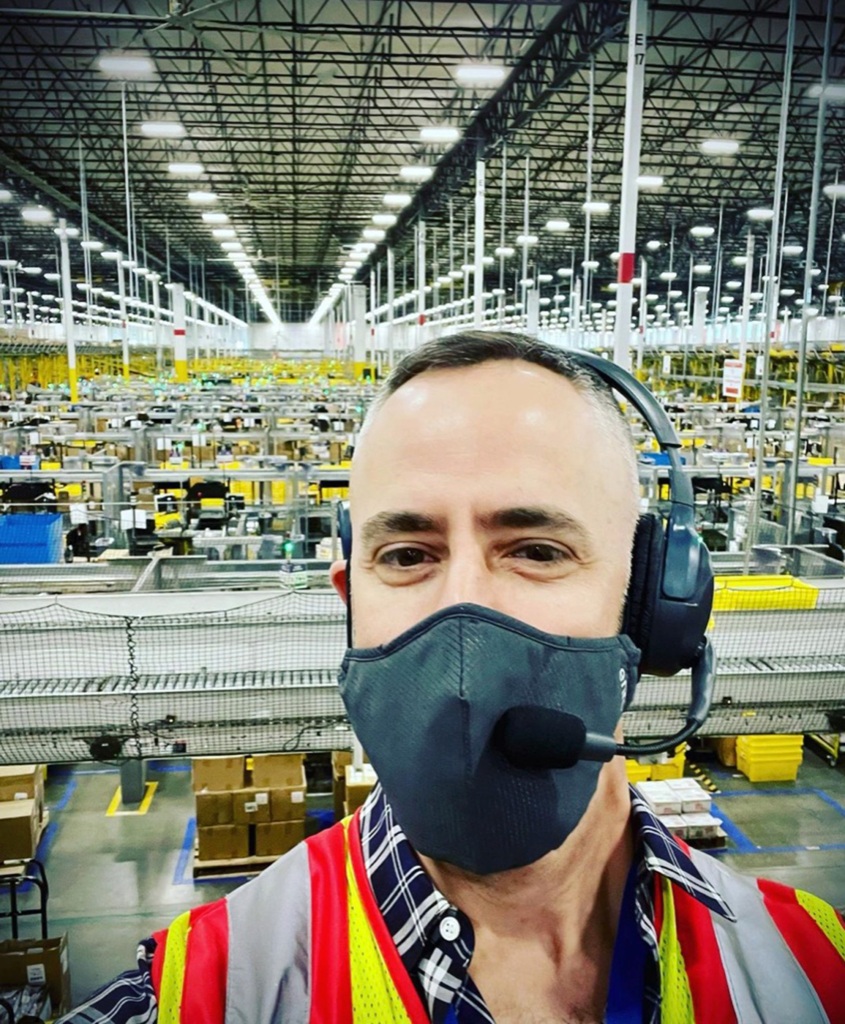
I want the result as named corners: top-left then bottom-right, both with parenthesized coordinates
top-left (157, 910), bottom-right (192, 1024)
top-left (345, 826), bottom-right (413, 1023)
top-left (657, 878), bottom-right (696, 1024)
top-left (796, 889), bottom-right (845, 960)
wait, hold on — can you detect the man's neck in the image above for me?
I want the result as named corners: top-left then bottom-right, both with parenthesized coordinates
top-left (418, 760), bottom-right (634, 1022)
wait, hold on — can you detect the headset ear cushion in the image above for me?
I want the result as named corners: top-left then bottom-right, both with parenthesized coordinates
top-left (623, 514), bottom-right (665, 673)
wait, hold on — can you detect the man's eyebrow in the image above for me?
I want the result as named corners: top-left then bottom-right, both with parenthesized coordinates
top-left (479, 506), bottom-right (591, 541)
top-left (360, 510), bottom-right (443, 546)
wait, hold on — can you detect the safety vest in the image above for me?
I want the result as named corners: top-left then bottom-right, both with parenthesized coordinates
top-left (151, 812), bottom-right (845, 1023)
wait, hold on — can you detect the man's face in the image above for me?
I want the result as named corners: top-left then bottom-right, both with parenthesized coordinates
top-left (331, 360), bottom-right (638, 647)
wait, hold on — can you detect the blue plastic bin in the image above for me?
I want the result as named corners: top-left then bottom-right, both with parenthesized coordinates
top-left (0, 513), bottom-right (63, 564)
top-left (0, 456), bottom-right (21, 470)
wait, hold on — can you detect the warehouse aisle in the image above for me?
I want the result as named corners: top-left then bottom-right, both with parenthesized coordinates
top-left (1, 751), bottom-right (843, 1007)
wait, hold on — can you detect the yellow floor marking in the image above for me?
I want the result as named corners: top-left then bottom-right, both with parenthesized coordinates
top-left (106, 781), bottom-right (159, 816)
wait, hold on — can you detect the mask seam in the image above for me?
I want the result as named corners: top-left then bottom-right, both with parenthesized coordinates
top-left (459, 615), bottom-right (471, 785)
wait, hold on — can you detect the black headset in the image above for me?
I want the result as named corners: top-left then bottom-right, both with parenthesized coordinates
top-left (337, 350), bottom-right (715, 758)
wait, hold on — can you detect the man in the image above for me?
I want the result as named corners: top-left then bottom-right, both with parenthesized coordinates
top-left (60, 332), bottom-right (844, 1023)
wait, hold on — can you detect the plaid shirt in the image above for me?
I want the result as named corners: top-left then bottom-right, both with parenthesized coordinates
top-left (58, 784), bottom-right (734, 1023)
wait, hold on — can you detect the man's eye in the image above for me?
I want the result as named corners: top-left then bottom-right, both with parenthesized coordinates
top-left (511, 543), bottom-right (569, 563)
top-left (380, 547), bottom-right (430, 568)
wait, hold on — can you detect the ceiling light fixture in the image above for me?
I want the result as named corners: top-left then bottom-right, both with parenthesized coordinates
top-left (453, 64), bottom-right (508, 88)
top-left (21, 205), bottom-right (54, 224)
top-left (636, 174), bottom-right (664, 188)
top-left (140, 121), bottom-right (185, 139)
top-left (582, 200), bottom-right (610, 215)
top-left (747, 207), bottom-right (774, 221)
top-left (372, 213), bottom-right (397, 228)
top-left (545, 219), bottom-right (570, 232)
top-left (201, 211), bottom-right (229, 224)
top-left (700, 139), bottom-right (740, 156)
top-left (782, 244), bottom-right (803, 256)
top-left (188, 190), bottom-right (217, 204)
top-left (516, 234), bottom-right (538, 246)
top-left (168, 161), bottom-right (204, 176)
top-left (97, 53), bottom-right (155, 77)
top-left (494, 246), bottom-right (515, 258)
top-left (419, 125), bottom-right (461, 144)
top-left (383, 192), bottom-right (412, 208)
top-left (80, 240), bottom-right (104, 251)
top-left (822, 183), bottom-right (845, 201)
top-left (690, 225), bottom-right (715, 238)
top-left (362, 228), bottom-right (385, 242)
top-left (212, 228), bottom-right (237, 240)
top-left (399, 165), bottom-right (433, 183)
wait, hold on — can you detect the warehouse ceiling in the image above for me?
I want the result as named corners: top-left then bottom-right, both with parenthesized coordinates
top-left (0, 0), bottom-right (843, 324)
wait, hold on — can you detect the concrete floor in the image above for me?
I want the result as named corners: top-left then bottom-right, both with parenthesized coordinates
top-left (1, 748), bottom-right (844, 1007)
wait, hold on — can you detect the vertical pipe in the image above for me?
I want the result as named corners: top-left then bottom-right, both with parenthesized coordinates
top-left (584, 56), bottom-right (595, 307)
top-left (788, 0), bottom-right (833, 542)
top-left (152, 274), bottom-right (162, 373)
top-left (752, 0), bottom-right (796, 558)
top-left (637, 255), bottom-right (648, 369)
top-left (499, 143), bottom-right (507, 323)
top-left (712, 200), bottom-right (725, 329)
top-left (58, 219), bottom-right (78, 402)
top-left (522, 155), bottom-right (530, 323)
top-left (416, 218), bottom-right (426, 346)
top-left (120, 85), bottom-right (135, 300)
top-left (116, 254), bottom-right (129, 381)
top-left (614, 0), bottom-right (647, 371)
top-left (821, 169), bottom-right (838, 318)
top-left (386, 245), bottom-right (395, 369)
top-left (739, 231), bottom-right (755, 369)
top-left (474, 150), bottom-right (486, 327)
top-left (172, 283), bottom-right (188, 383)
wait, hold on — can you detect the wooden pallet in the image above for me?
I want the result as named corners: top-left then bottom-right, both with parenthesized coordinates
top-left (192, 846), bottom-right (279, 880)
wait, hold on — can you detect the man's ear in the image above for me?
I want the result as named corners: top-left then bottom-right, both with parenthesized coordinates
top-left (330, 559), bottom-right (349, 604)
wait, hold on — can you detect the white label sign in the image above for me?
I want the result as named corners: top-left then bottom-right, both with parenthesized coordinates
top-left (722, 358), bottom-right (744, 398)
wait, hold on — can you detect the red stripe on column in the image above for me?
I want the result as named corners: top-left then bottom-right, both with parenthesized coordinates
top-left (174, 329), bottom-right (186, 336)
top-left (618, 252), bottom-right (636, 283)
top-left (758, 878), bottom-right (845, 1021)
top-left (671, 882), bottom-right (738, 1023)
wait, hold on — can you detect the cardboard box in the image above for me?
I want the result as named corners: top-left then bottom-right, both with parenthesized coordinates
top-left (344, 764), bottom-right (377, 814)
top-left (255, 820), bottom-right (305, 858)
top-left (231, 789), bottom-right (273, 825)
top-left (195, 791), bottom-right (233, 827)
top-left (196, 824), bottom-right (249, 862)
top-left (635, 781), bottom-right (683, 817)
top-left (0, 935), bottom-right (71, 1019)
top-left (250, 753), bottom-right (305, 789)
top-left (0, 799), bottom-right (38, 861)
top-left (268, 785), bottom-right (306, 822)
top-left (0, 765), bottom-right (42, 804)
top-left (192, 756), bottom-right (246, 793)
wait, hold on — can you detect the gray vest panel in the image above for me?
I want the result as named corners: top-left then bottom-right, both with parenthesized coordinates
top-left (225, 841), bottom-right (313, 1024)
top-left (689, 847), bottom-right (829, 1024)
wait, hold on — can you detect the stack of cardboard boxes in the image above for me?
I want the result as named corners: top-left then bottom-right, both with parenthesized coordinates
top-left (635, 778), bottom-right (725, 845)
top-left (193, 754), bottom-right (307, 864)
top-left (0, 765), bottom-right (46, 864)
top-left (331, 751), bottom-right (376, 821)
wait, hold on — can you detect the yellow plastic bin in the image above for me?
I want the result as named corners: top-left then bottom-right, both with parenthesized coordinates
top-left (625, 760), bottom-right (652, 784)
top-left (736, 734), bottom-right (803, 782)
top-left (712, 575), bottom-right (818, 612)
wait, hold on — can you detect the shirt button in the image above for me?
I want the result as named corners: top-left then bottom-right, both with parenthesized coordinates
top-left (439, 916), bottom-right (461, 942)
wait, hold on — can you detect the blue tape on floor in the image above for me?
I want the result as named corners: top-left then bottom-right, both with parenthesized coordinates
top-left (172, 817), bottom-right (197, 886)
top-left (50, 779), bottom-right (77, 813)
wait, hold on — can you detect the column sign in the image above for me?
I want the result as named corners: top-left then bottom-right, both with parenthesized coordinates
top-left (722, 358), bottom-right (744, 398)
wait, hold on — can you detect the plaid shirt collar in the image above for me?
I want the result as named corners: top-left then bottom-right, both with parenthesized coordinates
top-left (358, 783), bottom-right (734, 1024)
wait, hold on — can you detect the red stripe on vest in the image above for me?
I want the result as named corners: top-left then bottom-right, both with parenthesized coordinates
top-left (181, 901), bottom-right (228, 1024)
top-left (758, 878), bottom-right (845, 1022)
top-left (670, 880), bottom-right (738, 1023)
top-left (307, 823), bottom-right (354, 1024)
top-left (347, 811), bottom-right (430, 1024)
top-left (150, 927), bottom-right (167, 1001)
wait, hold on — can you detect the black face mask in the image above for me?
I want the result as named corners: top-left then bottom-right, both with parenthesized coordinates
top-left (338, 603), bottom-right (640, 875)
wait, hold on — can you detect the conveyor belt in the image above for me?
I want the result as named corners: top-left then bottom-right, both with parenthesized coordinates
top-left (0, 592), bottom-right (842, 762)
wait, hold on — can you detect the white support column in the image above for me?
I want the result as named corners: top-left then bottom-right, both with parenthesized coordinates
top-left (693, 286), bottom-right (709, 347)
top-left (171, 283), bottom-right (188, 383)
top-left (473, 153), bottom-right (486, 326)
top-left (739, 231), bottom-right (755, 368)
top-left (116, 254), bottom-right (129, 381)
top-left (58, 219), bottom-right (78, 401)
top-left (637, 256), bottom-right (648, 369)
top-left (416, 219), bottom-right (426, 347)
top-left (386, 245), bottom-right (395, 369)
top-left (151, 274), bottom-right (162, 372)
top-left (527, 290), bottom-right (540, 334)
top-left (351, 283), bottom-right (367, 367)
top-left (614, 0), bottom-right (647, 371)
